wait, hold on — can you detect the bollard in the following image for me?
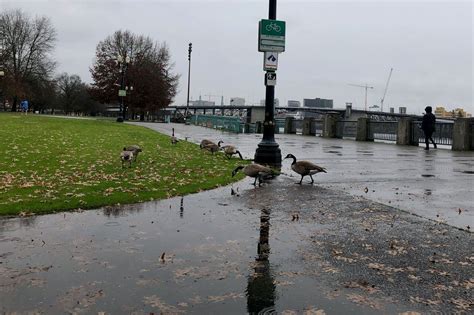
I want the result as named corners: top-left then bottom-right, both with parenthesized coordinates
top-left (356, 117), bottom-right (370, 141)
top-left (396, 117), bottom-right (416, 145)
top-left (284, 117), bottom-right (295, 134)
top-left (244, 123), bottom-right (250, 133)
top-left (452, 118), bottom-right (474, 151)
top-left (302, 117), bottom-right (314, 135)
top-left (256, 121), bottom-right (263, 133)
top-left (323, 114), bottom-right (337, 138)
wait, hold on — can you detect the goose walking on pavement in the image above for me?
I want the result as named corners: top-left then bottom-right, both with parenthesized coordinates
top-left (232, 164), bottom-right (274, 186)
top-left (284, 153), bottom-right (326, 184)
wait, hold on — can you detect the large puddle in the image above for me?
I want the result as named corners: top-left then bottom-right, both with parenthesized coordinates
top-left (1, 179), bottom-right (413, 314)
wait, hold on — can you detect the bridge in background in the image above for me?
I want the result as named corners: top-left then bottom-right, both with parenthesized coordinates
top-left (167, 104), bottom-right (446, 123)
top-left (149, 104), bottom-right (472, 151)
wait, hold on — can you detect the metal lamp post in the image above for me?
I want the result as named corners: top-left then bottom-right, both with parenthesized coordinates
top-left (0, 69), bottom-right (4, 111)
top-left (185, 42), bottom-right (192, 122)
top-left (117, 54), bottom-right (130, 122)
top-left (125, 85), bottom-right (133, 120)
top-left (254, 0), bottom-right (282, 167)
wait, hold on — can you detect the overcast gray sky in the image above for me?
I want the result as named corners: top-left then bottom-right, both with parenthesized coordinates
top-left (3, 0), bottom-right (473, 114)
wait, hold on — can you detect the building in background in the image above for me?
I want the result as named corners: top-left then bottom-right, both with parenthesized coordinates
top-left (230, 97), bottom-right (245, 106)
top-left (190, 96), bottom-right (215, 106)
top-left (287, 100), bottom-right (300, 107)
top-left (303, 98), bottom-right (333, 108)
top-left (399, 107), bottom-right (407, 114)
top-left (435, 106), bottom-right (472, 118)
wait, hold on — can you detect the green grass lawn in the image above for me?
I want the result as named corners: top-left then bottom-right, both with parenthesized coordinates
top-left (0, 114), bottom-right (248, 215)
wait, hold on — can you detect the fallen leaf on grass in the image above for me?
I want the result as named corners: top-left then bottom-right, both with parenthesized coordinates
top-left (18, 211), bottom-right (35, 217)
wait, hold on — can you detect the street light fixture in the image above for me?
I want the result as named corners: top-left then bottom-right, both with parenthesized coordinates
top-left (116, 53), bottom-right (131, 122)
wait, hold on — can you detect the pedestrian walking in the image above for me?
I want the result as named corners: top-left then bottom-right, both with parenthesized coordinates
top-left (421, 106), bottom-right (437, 150)
top-left (20, 100), bottom-right (29, 115)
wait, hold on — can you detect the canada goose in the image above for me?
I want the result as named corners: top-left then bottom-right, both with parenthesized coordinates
top-left (222, 145), bottom-right (243, 159)
top-left (120, 148), bottom-right (134, 168)
top-left (124, 145), bottom-right (142, 161)
top-left (232, 163), bottom-right (274, 186)
top-left (203, 140), bottom-right (223, 154)
top-left (284, 153), bottom-right (327, 184)
top-left (171, 128), bottom-right (179, 144)
top-left (200, 139), bottom-right (215, 149)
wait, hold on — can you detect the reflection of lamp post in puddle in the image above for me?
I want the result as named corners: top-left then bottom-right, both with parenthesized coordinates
top-left (179, 197), bottom-right (184, 218)
top-left (246, 208), bottom-right (276, 313)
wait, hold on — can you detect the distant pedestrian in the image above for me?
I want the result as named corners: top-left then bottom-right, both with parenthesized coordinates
top-left (20, 100), bottom-right (29, 115)
top-left (421, 106), bottom-right (437, 150)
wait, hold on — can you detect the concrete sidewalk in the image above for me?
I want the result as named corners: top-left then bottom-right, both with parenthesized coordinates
top-left (131, 122), bottom-right (474, 231)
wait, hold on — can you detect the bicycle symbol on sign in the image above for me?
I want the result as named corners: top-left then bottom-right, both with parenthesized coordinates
top-left (265, 22), bottom-right (281, 33)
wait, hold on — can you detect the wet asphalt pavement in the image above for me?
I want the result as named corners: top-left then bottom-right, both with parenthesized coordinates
top-left (135, 122), bottom-right (474, 231)
top-left (0, 122), bottom-right (473, 314)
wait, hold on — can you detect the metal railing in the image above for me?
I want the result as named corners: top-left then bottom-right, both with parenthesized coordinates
top-left (411, 121), bottom-right (454, 145)
top-left (291, 119), bottom-right (303, 133)
top-left (336, 120), bottom-right (357, 139)
top-left (275, 118), bottom-right (286, 134)
top-left (471, 120), bottom-right (474, 150)
top-left (368, 121), bottom-right (398, 142)
top-left (191, 115), bottom-right (242, 133)
top-left (310, 119), bottom-right (324, 136)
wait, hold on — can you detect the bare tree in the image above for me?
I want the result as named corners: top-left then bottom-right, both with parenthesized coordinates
top-left (90, 30), bottom-right (179, 119)
top-left (55, 73), bottom-right (82, 114)
top-left (0, 9), bottom-right (56, 111)
top-left (55, 72), bottom-right (102, 115)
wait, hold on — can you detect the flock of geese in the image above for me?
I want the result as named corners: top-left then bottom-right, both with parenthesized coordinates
top-left (120, 127), bottom-right (327, 186)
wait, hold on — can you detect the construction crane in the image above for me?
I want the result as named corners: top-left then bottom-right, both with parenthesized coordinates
top-left (348, 83), bottom-right (374, 111)
top-left (380, 68), bottom-right (393, 112)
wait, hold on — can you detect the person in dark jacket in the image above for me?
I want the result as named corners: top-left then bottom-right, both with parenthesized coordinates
top-left (421, 106), bottom-right (437, 150)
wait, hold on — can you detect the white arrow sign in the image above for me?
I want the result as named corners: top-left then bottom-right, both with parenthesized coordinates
top-left (263, 52), bottom-right (278, 71)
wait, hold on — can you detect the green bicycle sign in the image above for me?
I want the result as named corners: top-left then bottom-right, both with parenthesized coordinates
top-left (258, 19), bottom-right (286, 52)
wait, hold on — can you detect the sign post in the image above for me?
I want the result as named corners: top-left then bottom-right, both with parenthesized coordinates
top-left (254, 0), bottom-right (284, 168)
top-left (265, 71), bottom-right (277, 86)
top-left (263, 52), bottom-right (278, 71)
top-left (258, 19), bottom-right (286, 52)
